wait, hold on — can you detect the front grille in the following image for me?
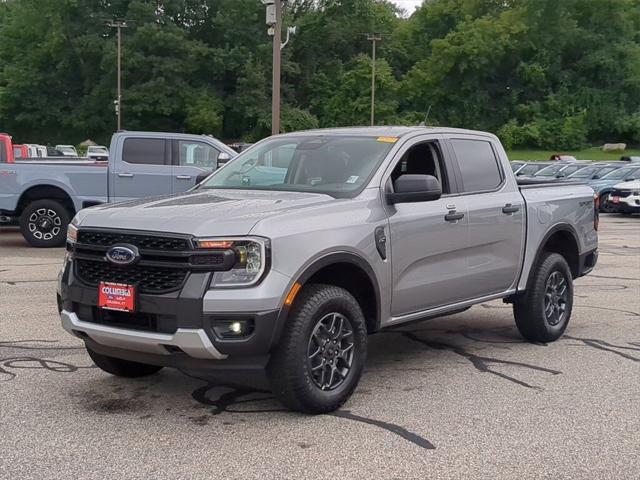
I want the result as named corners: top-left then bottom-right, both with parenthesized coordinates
top-left (77, 230), bottom-right (190, 251)
top-left (611, 189), bottom-right (632, 198)
top-left (76, 259), bottom-right (187, 293)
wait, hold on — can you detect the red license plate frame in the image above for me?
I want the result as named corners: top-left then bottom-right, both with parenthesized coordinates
top-left (98, 282), bottom-right (136, 312)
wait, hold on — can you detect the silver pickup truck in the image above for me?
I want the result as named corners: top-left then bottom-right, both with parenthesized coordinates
top-left (58, 127), bottom-right (598, 413)
top-left (0, 131), bottom-right (235, 247)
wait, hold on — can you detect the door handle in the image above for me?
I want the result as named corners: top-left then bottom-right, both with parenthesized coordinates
top-left (117, 173), bottom-right (134, 178)
top-left (445, 211), bottom-right (465, 222)
top-left (502, 204), bottom-right (520, 214)
top-left (176, 175), bottom-right (192, 180)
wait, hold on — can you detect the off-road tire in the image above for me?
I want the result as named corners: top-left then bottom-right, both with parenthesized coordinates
top-left (19, 199), bottom-right (71, 247)
top-left (87, 346), bottom-right (163, 377)
top-left (268, 284), bottom-right (367, 414)
top-left (513, 252), bottom-right (573, 342)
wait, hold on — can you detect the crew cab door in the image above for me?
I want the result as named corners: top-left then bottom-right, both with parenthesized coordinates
top-left (384, 135), bottom-right (470, 317)
top-left (171, 139), bottom-right (222, 192)
top-left (112, 137), bottom-right (173, 202)
top-left (446, 136), bottom-right (525, 296)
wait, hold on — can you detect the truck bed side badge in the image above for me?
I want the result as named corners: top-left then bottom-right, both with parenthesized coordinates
top-left (374, 226), bottom-right (387, 260)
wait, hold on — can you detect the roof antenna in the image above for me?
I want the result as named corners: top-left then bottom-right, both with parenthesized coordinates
top-left (419, 104), bottom-right (432, 126)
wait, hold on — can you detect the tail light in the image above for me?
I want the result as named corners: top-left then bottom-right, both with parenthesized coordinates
top-left (593, 193), bottom-right (599, 231)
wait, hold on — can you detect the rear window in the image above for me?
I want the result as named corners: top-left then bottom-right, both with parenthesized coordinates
top-left (122, 138), bottom-right (166, 165)
top-left (452, 139), bottom-right (502, 192)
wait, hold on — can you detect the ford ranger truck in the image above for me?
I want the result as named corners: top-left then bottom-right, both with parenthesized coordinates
top-left (58, 127), bottom-right (599, 414)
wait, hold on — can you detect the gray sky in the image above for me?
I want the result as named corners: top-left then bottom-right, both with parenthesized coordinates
top-left (390, 0), bottom-right (422, 15)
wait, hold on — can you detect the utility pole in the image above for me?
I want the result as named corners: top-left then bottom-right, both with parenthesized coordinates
top-left (271, 0), bottom-right (282, 135)
top-left (366, 33), bottom-right (382, 126)
top-left (107, 20), bottom-right (127, 131)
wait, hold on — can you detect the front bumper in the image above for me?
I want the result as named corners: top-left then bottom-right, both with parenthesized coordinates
top-left (61, 310), bottom-right (227, 359)
top-left (58, 255), bottom-right (293, 365)
top-left (613, 195), bottom-right (640, 213)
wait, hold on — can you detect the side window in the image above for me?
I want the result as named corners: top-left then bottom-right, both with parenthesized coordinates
top-left (122, 138), bottom-right (166, 165)
top-left (390, 141), bottom-right (450, 193)
top-left (451, 139), bottom-right (502, 192)
top-left (177, 140), bottom-right (220, 169)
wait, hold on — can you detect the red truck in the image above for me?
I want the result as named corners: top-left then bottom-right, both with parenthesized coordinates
top-left (0, 133), bottom-right (16, 163)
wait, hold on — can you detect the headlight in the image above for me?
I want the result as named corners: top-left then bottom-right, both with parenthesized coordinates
top-left (194, 237), bottom-right (269, 287)
top-left (67, 223), bottom-right (78, 244)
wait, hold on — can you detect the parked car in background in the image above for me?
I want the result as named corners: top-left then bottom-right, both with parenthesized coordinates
top-left (510, 161), bottom-right (526, 173)
top-left (620, 156), bottom-right (640, 162)
top-left (25, 144), bottom-right (48, 158)
top-left (13, 144), bottom-right (29, 159)
top-left (531, 162), bottom-right (590, 179)
top-left (513, 161), bottom-right (553, 176)
top-left (0, 131), bottom-right (236, 246)
top-left (55, 145), bottom-right (78, 157)
top-left (58, 126), bottom-right (599, 414)
top-left (565, 163), bottom-right (622, 181)
top-left (86, 145), bottom-right (109, 161)
top-left (606, 180), bottom-right (640, 214)
top-left (589, 165), bottom-right (640, 212)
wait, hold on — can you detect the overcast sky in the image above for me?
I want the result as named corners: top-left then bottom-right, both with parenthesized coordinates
top-left (390, 0), bottom-right (422, 15)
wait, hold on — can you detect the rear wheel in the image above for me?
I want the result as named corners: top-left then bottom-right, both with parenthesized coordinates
top-left (268, 284), bottom-right (367, 413)
top-left (86, 346), bottom-right (163, 377)
top-left (513, 252), bottom-right (573, 343)
top-left (19, 199), bottom-right (71, 247)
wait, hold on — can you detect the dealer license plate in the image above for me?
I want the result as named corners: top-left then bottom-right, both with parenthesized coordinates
top-left (98, 282), bottom-right (136, 312)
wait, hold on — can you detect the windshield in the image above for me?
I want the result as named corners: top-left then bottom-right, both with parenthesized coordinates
top-left (568, 166), bottom-right (618, 179)
top-left (518, 163), bottom-right (547, 175)
top-left (511, 162), bottom-right (524, 171)
top-left (568, 166), bottom-right (598, 178)
top-left (89, 147), bottom-right (108, 153)
top-left (601, 167), bottom-right (639, 180)
top-left (59, 147), bottom-right (75, 154)
top-left (534, 164), bottom-right (564, 176)
top-left (199, 135), bottom-right (396, 198)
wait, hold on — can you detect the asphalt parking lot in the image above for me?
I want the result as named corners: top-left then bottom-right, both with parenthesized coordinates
top-left (0, 214), bottom-right (638, 480)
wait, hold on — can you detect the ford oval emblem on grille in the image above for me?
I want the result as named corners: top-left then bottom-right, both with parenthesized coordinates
top-left (105, 244), bottom-right (140, 265)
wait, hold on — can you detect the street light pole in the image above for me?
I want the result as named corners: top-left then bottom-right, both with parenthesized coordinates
top-left (366, 33), bottom-right (381, 126)
top-left (107, 20), bottom-right (127, 131)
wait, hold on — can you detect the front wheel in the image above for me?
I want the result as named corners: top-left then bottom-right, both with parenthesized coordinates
top-left (86, 346), bottom-right (163, 377)
top-left (513, 252), bottom-right (574, 343)
top-left (268, 284), bottom-right (367, 414)
top-left (19, 199), bottom-right (71, 247)
top-left (599, 193), bottom-right (616, 213)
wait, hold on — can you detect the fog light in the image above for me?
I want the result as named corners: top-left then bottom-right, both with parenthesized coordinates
top-left (212, 319), bottom-right (254, 339)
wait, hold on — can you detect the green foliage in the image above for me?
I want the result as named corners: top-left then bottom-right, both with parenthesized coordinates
top-left (0, 0), bottom-right (638, 149)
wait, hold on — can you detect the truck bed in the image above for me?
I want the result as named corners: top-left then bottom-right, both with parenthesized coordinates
top-left (517, 181), bottom-right (598, 291)
top-left (0, 161), bottom-right (108, 215)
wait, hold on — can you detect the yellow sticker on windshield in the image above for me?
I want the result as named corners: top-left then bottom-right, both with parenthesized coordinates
top-left (377, 136), bottom-right (398, 143)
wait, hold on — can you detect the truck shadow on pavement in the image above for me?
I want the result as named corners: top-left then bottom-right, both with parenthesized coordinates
top-left (2, 316), bottom-right (639, 451)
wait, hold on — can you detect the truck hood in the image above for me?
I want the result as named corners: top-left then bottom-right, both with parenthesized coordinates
top-left (77, 189), bottom-right (337, 236)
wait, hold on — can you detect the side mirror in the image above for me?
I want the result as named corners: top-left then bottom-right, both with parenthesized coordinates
top-left (386, 174), bottom-right (442, 204)
top-left (195, 171), bottom-right (212, 184)
top-left (217, 152), bottom-right (233, 169)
